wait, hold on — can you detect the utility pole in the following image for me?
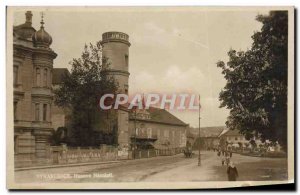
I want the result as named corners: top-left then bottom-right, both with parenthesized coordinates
top-left (198, 95), bottom-right (201, 166)
top-left (133, 108), bottom-right (137, 159)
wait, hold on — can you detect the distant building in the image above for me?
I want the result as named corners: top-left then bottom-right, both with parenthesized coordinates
top-left (190, 126), bottom-right (225, 150)
top-left (218, 129), bottom-right (262, 149)
top-left (218, 129), bottom-right (247, 144)
top-left (51, 68), bottom-right (71, 133)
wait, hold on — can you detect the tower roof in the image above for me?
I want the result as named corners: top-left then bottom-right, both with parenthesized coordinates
top-left (32, 13), bottom-right (53, 48)
top-left (101, 31), bottom-right (130, 46)
top-left (52, 68), bottom-right (70, 85)
top-left (13, 11), bottom-right (36, 40)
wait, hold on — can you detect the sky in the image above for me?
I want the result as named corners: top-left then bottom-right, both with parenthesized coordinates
top-left (13, 7), bottom-right (269, 128)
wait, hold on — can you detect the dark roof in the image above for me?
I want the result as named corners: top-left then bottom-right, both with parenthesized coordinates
top-left (189, 126), bottom-right (225, 138)
top-left (130, 107), bottom-right (188, 127)
top-left (222, 129), bottom-right (242, 136)
top-left (52, 68), bottom-right (70, 84)
top-left (13, 22), bottom-right (36, 40)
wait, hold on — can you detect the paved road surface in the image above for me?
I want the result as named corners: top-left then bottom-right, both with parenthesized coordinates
top-left (15, 151), bottom-right (287, 183)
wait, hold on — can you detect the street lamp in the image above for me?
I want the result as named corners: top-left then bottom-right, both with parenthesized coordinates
top-left (198, 95), bottom-right (201, 166)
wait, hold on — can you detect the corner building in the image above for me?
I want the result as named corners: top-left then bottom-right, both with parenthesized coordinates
top-left (13, 12), bottom-right (56, 166)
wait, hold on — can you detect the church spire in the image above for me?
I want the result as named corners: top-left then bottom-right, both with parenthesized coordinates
top-left (40, 12), bottom-right (45, 29)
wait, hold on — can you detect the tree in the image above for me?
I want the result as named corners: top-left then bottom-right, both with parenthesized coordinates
top-left (54, 42), bottom-right (118, 146)
top-left (51, 127), bottom-right (68, 146)
top-left (249, 140), bottom-right (257, 149)
top-left (217, 11), bottom-right (288, 150)
top-left (237, 142), bottom-right (243, 148)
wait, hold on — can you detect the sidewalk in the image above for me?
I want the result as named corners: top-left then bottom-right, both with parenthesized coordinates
top-left (15, 153), bottom-right (184, 172)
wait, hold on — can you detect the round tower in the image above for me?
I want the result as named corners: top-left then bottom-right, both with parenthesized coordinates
top-left (101, 32), bottom-right (130, 94)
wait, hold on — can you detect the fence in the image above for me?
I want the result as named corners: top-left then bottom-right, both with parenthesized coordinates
top-left (131, 148), bottom-right (184, 159)
top-left (50, 145), bottom-right (118, 165)
top-left (15, 145), bottom-right (185, 168)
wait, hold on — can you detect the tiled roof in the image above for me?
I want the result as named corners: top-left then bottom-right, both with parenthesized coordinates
top-left (52, 68), bottom-right (70, 84)
top-left (220, 129), bottom-right (242, 137)
top-left (130, 107), bottom-right (188, 127)
top-left (189, 126), bottom-right (225, 138)
top-left (13, 23), bottom-right (36, 40)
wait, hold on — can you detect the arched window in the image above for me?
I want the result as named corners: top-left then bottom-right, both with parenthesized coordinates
top-left (36, 68), bottom-right (40, 86)
top-left (43, 68), bottom-right (48, 87)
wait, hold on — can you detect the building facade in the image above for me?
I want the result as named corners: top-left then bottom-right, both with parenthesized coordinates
top-left (218, 129), bottom-right (263, 149)
top-left (129, 107), bottom-right (188, 150)
top-left (13, 11), bottom-right (56, 166)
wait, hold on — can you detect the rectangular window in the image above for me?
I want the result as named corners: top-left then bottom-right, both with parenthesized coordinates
top-left (43, 69), bottom-right (48, 87)
top-left (14, 136), bottom-right (19, 154)
top-left (13, 66), bottom-right (18, 86)
top-left (43, 104), bottom-right (47, 121)
top-left (14, 101), bottom-right (17, 120)
top-left (35, 103), bottom-right (40, 121)
top-left (125, 55), bottom-right (128, 67)
top-left (36, 68), bottom-right (40, 86)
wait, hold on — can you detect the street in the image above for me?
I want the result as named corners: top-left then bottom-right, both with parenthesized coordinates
top-left (14, 151), bottom-right (287, 183)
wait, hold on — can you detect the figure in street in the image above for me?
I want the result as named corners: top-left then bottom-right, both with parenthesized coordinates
top-left (227, 161), bottom-right (239, 181)
top-left (225, 156), bottom-right (230, 166)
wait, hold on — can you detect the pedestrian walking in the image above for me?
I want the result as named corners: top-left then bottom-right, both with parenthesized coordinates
top-left (230, 151), bottom-right (233, 158)
top-left (227, 161), bottom-right (238, 181)
top-left (221, 156), bottom-right (225, 166)
top-left (225, 156), bottom-right (230, 166)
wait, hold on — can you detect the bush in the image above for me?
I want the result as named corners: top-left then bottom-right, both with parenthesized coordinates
top-left (264, 151), bottom-right (287, 158)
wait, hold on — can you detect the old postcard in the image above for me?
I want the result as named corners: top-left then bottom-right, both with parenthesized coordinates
top-left (6, 6), bottom-right (294, 189)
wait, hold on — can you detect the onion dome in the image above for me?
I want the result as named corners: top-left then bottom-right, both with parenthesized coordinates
top-left (32, 14), bottom-right (52, 48)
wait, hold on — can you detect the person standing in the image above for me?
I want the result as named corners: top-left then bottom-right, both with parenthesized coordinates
top-left (227, 161), bottom-right (238, 181)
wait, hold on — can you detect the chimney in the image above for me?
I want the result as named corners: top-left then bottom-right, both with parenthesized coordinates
top-left (25, 11), bottom-right (32, 25)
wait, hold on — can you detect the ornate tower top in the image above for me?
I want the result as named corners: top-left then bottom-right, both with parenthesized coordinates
top-left (101, 31), bottom-right (130, 46)
top-left (32, 12), bottom-right (53, 48)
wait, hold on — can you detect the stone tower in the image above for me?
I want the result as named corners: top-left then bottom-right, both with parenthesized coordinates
top-left (101, 32), bottom-right (130, 94)
top-left (101, 32), bottom-right (131, 152)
